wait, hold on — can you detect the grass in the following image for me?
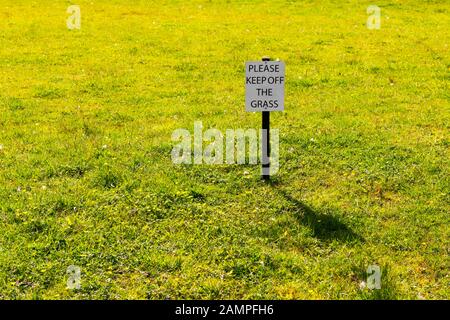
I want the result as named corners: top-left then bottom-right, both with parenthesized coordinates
top-left (0, 0), bottom-right (449, 299)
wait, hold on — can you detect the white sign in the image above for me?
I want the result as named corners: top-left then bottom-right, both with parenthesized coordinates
top-left (245, 61), bottom-right (285, 112)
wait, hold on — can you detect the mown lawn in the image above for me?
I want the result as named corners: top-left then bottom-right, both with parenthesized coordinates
top-left (0, 0), bottom-right (448, 299)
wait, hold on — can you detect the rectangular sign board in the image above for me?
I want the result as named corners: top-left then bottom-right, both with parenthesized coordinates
top-left (245, 61), bottom-right (285, 112)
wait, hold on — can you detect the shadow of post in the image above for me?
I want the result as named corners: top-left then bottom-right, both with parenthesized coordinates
top-left (274, 186), bottom-right (364, 243)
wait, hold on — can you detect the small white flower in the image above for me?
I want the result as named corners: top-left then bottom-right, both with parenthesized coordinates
top-left (243, 170), bottom-right (250, 175)
top-left (41, 185), bottom-right (47, 190)
top-left (102, 144), bottom-right (108, 149)
top-left (17, 186), bottom-right (21, 192)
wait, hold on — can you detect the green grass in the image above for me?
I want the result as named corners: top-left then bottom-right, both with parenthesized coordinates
top-left (0, 0), bottom-right (449, 299)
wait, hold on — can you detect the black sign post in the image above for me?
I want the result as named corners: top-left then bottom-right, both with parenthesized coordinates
top-left (261, 56), bottom-right (271, 181)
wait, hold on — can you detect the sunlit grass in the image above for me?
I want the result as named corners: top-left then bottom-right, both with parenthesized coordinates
top-left (0, 0), bottom-right (448, 299)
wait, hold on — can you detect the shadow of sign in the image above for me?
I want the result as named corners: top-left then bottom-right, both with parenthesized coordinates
top-left (275, 187), bottom-right (364, 244)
